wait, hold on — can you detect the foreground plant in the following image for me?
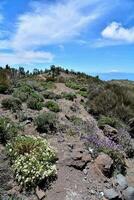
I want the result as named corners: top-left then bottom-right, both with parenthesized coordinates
top-left (0, 117), bottom-right (18, 144)
top-left (82, 134), bottom-right (126, 174)
top-left (6, 135), bottom-right (57, 189)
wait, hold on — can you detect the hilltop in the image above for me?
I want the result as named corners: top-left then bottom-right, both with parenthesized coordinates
top-left (0, 65), bottom-right (134, 200)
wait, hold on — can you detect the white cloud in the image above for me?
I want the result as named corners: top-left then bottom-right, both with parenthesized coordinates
top-left (0, 0), bottom-right (113, 64)
top-left (11, 0), bottom-right (103, 51)
top-left (0, 50), bottom-right (54, 65)
top-left (102, 22), bottom-right (134, 43)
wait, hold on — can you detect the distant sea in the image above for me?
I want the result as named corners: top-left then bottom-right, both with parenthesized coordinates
top-left (90, 72), bottom-right (134, 81)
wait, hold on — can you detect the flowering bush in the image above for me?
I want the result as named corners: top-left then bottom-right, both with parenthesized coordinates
top-left (82, 135), bottom-right (126, 174)
top-left (6, 135), bottom-right (57, 188)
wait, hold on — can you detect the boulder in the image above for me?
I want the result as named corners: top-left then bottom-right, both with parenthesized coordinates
top-left (36, 186), bottom-right (46, 200)
top-left (95, 153), bottom-right (113, 176)
top-left (60, 147), bottom-right (91, 170)
top-left (122, 187), bottom-right (134, 200)
top-left (115, 174), bottom-right (128, 190)
top-left (104, 188), bottom-right (119, 199)
top-left (103, 125), bottom-right (119, 142)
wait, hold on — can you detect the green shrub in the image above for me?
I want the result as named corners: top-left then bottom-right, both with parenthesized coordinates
top-left (30, 92), bottom-right (44, 102)
top-left (65, 80), bottom-right (81, 90)
top-left (62, 92), bottom-right (76, 101)
top-left (41, 81), bottom-right (55, 90)
top-left (69, 116), bottom-right (82, 125)
top-left (43, 91), bottom-right (61, 100)
top-left (1, 97), bottom-right (22, 112)
top-left (44, 101), bottom-right (60, 112)
top-left (0, 84), bottom-right (9, 94)
top-left (77, 91), bottom-right (88, 98)
top-left (27, 92), bottom-right (44, 110)
top-left (87, 82), bottom-right (134, 122)
top-left (98, 116), bottom-right (121, 129)
top-left (13, 84), bottom-right (33, 102)
top-left (27, 98), bottom-right (43, 110)
top-left (0, 117), bottom-right (18, 144)
top-left (6, 135), bottom-right (57, 188)
top-left (80, 87), bottom-right (87, 92)
top-left (0, 71), bottom-right (10, 94)
top-left (35, 112), bottom-right (57, 133)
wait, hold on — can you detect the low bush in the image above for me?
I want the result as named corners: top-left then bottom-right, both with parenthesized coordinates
top-left (1, 98), bottom-right (22, 112)
top-left (69, 116), bottom-right (82, 125)
top-left (43, 91), bottom-right (61, 100)
top-left (62, 92), bottom-right (76, 101)
top-left (35, 112), bottom-right (57, 133)
top-left (65, 80), bottom-right (81, 90)
top-left (44, 101), bottom-right (60, 112)
top-left (77, 91), bottom-right (88, 98)
top-left (0, 117), bottom-right (18, 144)
top-left (6, 135), bottom-right (57, 189)
top-left (41, 81), bottom-right (55, 90)
top-left (27, 92), bottom-right (44, 110)
top-left (13, 84), bottom-right (33, 102)
top-left (87, 82), bottom-right (134, 122)
top-left (80, 87), bottom-right (87, 92)
top-left (0, 71), bottom-right (10, 94)
top-left (27, 98), bottom-right (43, 110)
top-left (98, 115), bottom-right (122, 129)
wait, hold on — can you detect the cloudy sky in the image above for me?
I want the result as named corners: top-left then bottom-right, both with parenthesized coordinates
top-left (0, 0), bottom-right (134, 73)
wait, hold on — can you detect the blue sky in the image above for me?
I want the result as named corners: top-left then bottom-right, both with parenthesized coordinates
top-left (0, 0), bottom-right (134, 73)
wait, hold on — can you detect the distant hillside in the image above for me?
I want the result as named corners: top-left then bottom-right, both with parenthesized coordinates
top-left (91, 72), bottom-right (134, 81)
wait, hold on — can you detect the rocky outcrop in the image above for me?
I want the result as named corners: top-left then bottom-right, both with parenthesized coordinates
top-left (94, 153), bottom-right (113, 177)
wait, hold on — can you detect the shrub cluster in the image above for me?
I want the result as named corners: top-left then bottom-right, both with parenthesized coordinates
top-left (98, 115), bottom-right (122, 129)
top-left (87, 82), bottom-right (134, 122)
top-left (41, 81), bottom-right (55, 90)
top-left (0, 71), bottom-right (10, 94)
top-left (77, 91), bottom-right (88, 98)
top-left (6, 135), bottom-right (57, 189)
top-left (27, 92), bottom-right (44, 110)
top-left (13, 84), bottom-right (34, 102)
top-left (65, 80), bottom-right (81, 90)
top-left (62, 92), bottom-right (76, 101)
top-left (43, 91), bottom-right (61, 100)
top-left (35, 112), bottom-right (57, 133)
top-left (0, 117), bottom-right (18, 144)
top-left (2, 97), bottom-right (22, 112)
top-left (44, 101), bottom-right (60, 112)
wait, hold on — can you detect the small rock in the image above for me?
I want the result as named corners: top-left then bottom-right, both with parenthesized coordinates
top-left (83, 169), bottom-right (88, 175)
top-left (122, 187), bottom-right (134, 200)
top-left (104, 188), bottom-right (119, 199)
top-left (90, 190), bottom-right (96, 195)
top-left (35, 186), bottom-right (46, 200)
top-left (115, 174), bottom-right (128, 190)
top-left (95, 153), bottom-right (113, 176)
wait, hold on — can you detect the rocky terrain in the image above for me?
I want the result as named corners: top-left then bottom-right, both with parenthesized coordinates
top-left (0, 66), bottom-right (134, 200)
